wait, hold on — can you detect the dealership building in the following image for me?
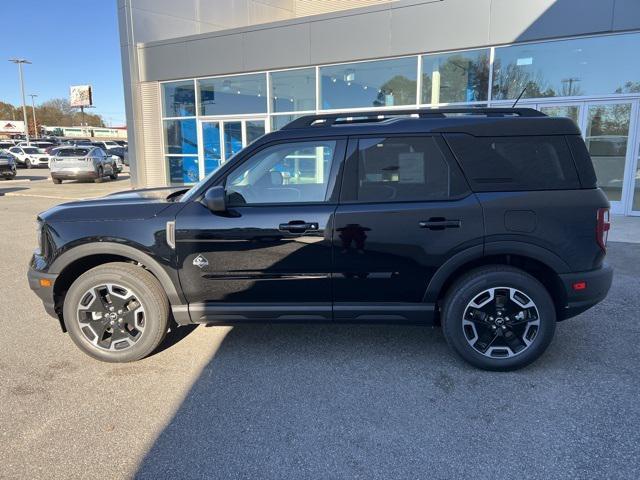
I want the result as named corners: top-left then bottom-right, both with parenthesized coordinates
top-left (118, 0), bottom-right (640, 216)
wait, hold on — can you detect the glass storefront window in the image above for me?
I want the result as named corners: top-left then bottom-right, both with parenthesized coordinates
top-left (320, 57), bottom-right (417, 110)
top-left (493, 33), bottom-right (640, 100)
top-left (585, 103), bottom-right (632, 202)
top-left (538, 105), bottom-right (580, 124)
top-left (271, 114), bottom-right (304, 131)
top-left (421, 49), bottom-right (489, 104)
top-left (167, 156), bottom-right (199, 184)
top-left (162, 81), bottom-right (195, 117)
top-left (163, 119), bottom-right (197, 155)
top-left (198, 73), bottom-right (267, 116)
top-left (270, 68), bottom-right (316, 113)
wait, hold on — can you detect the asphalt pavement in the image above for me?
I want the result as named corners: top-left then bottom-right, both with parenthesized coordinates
top-left (0, 169), bottom-right (639, 479)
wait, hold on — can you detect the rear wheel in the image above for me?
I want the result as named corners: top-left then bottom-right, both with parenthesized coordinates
top-left (109, 167), bottom-right (118, 180)
top-left (63, 262), bottom-right (170, 362)
top-left (94, 167), bottom-right (104, 183)
top-left (441, 266), bottom-right (556, 371)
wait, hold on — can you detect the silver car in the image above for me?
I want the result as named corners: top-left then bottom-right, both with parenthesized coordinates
top-left (0, 151), bottom-right (17, 179)
top-left (49, 147), bottom-right (118, 184)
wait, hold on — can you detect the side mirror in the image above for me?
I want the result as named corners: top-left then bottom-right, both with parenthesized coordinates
top-left (203, 185), bottom-right (226, 212)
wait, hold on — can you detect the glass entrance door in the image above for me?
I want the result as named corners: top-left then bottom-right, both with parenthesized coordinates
top-left (198, 118), bottom-right (267, 179)
top-left (584, 102), bottom-right (633, 212)
top-left (534, 100), bottom-right (639, 214)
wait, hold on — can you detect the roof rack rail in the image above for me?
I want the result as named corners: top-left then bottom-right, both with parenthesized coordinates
top-left (281, 107), bottom-right (546, 130)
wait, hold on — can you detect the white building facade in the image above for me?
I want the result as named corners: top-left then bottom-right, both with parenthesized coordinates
top-left (118, 0), bottom-right (640, 216)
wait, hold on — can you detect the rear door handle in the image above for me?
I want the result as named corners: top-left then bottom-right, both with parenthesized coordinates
top-left (279, 220), bottom-right (319, 233)
top-left (419, 219), bottom-right (461, 230)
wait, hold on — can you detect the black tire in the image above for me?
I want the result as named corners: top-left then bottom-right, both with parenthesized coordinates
top-left (25, 159), bottom-right (32, 169)
top-left (441, 265), bottom-right (556, 371)
top-left (109, 168), bottom-right (118, 180)
top-left (63, 262), bottom-right (170, 362)
top-left (51, 177), bottom-right (62, 184)
top-left (94, 167), bottom-right (104, 183)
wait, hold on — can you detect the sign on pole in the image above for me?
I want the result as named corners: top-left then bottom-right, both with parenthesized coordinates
top-left (69, 85), bottom-right (93, 107)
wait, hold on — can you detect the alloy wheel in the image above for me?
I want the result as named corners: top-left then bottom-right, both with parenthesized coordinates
top-left (462, 287), bottom-right (540, 358)
top-left (76, 283), bottom-right (146, 351)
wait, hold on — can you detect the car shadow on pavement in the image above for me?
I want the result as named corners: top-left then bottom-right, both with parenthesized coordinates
top-left (133, 323), bottom-right (477, 479)
top-left (0, 186), bottom-right (29, 196)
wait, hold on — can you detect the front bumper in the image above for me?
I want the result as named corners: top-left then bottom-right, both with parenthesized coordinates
top-left (558, 264), bottom-right (613, 320)
top-left (27, 265), bottom-right (59, 319)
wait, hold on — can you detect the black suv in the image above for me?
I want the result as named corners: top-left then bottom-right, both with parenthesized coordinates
top-left (28, 108), bottom-right (613, 370)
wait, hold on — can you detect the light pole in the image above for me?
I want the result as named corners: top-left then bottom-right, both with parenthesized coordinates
top-left (9, 58), bottom-right (32, 143)
top-left (28, 94), bottom-right (38, 138)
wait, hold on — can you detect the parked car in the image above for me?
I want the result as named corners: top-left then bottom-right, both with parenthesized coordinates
top-left (0, 140), bottom-right (17, 150)
top-left (17, 141), bottom-right (56, 152)
top-left (28, 108), bottom-right (612, 370)
top-left (49, 146), bottom-right (119, 184)
top-left (91, 140), bottom-right (122, 152)
top-left (0, 151), bottom-right (17, 179)
top-left (114, 140), bottom-right (128, 148)
top-left (8, 146), bottom-right (49, 168)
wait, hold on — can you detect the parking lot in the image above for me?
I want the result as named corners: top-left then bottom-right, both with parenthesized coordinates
top-left (1, 169), bottom-right (639, 479)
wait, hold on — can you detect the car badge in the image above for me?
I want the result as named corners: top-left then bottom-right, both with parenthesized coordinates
top-left (193, 255), bottom-right (209, 269)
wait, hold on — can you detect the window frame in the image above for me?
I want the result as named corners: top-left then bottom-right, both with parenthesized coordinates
top-left (339, 134), bottom-right (471, 204)
top-left (219, 137), bottom-right (348, 207)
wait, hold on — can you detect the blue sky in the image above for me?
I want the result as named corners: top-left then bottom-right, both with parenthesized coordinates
top-left (0, 0), bottom-right (125, 125)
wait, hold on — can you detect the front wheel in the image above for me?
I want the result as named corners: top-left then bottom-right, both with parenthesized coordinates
top-left (25, 159), bottom-right (32, 169)
top-left (441, 266), bottom-right (556, 371)
top-left (51, 177), bottom-right (62, 184)
top-left (63, 262), bottom-right (170, 362)
top-left (109, 168), bottom-right (118, 180)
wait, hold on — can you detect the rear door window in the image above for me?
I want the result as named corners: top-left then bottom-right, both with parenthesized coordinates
top-left (445, 134), bottom-right (580, 191)
top-left (343, 135), bottom-right (469, 202)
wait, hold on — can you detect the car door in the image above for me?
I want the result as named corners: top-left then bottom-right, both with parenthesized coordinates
top-left (332, 134), bottom-right (484, 322)
top-left (175, 137), bottom-right (346, 323)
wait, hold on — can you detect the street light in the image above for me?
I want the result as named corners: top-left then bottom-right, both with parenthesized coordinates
top-left (9, 58), bottom-right (32, 143)
top-left (28, 94), bottom-right (38, 138)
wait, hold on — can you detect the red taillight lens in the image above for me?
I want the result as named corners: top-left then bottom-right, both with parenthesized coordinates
top-left (596, 207), bottom-right (610, 251)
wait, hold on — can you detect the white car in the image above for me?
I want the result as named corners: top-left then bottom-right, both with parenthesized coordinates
top-left (8, 146), bottom-right (50, 168)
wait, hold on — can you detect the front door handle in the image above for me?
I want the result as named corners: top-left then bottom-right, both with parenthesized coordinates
top-left (419, 218), bottom-right (461, 230)
top-left (279, 220), bottom-right (319, 233)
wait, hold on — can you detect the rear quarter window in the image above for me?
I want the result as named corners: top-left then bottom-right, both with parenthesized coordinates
top-left (445, 134), bottom-right (580, 191)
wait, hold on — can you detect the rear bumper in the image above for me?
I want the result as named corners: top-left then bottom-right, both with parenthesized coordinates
top-left (558, 264), bottom-right (613, 320)
top-left (51, 170), bottom-right (98, 180)
top-left (27, 266), bottom-right (59, 319)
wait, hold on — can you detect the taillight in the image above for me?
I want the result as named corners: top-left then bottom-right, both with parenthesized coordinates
top-left (596, 207), bottom-right (610, 251)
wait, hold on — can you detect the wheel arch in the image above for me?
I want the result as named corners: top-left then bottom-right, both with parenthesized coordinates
top-left (425, 242), bottom-right (569, 318)
top-left (51, 243), bottom-right (183, 322)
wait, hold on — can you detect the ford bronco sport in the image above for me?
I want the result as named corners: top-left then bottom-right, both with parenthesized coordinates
top-left (28, 108), bottom-right (613, 370)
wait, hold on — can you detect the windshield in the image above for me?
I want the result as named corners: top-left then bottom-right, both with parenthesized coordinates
top-left (58, 148), bottom-right (90, 157)
top-left (23, 148), bottom-right (39, 154)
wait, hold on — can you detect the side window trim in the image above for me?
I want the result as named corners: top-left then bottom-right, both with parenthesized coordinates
top-left (221, 137), bottom-right (348, 207)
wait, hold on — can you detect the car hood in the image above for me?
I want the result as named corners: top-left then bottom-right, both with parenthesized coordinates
top-left (39, 186), bottom-right (189, 223)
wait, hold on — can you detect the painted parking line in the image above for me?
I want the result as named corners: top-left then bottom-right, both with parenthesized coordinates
top-left (1, 192), bottom-right (81, 200)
